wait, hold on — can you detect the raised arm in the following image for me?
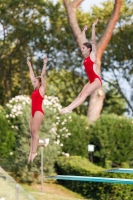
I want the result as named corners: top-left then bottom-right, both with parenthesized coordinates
top-left (27, 60), bottom-right (35, 85)
top-left (91, 19), bottom-right (98, 54)
top-left (81, 25), bottom-right (88, 44)
top-left (40, 56), bottom-right (48, 95)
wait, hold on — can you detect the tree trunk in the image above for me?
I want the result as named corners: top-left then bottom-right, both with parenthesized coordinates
top-left (87, 60), bottom-right (105, 122)
top-left (63, 0), bottom-right (122, 122)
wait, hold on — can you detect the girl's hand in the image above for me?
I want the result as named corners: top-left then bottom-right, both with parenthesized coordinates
top-left (27, 60), bottom-right (32, 68)
top-left (93, 18), bottom-right (98, 27)
top-left (43, 55), bottom-right (48, 65)
top-left (83, 25), bottom-right (88, 32)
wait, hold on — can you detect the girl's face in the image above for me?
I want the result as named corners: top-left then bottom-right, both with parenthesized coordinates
top-left (81, 45), bottom-right (90, 56)
top-left (33, 79), bottom-right (41, 89)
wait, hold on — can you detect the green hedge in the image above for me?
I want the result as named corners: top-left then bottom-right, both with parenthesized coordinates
top-left (0, 111), bottom-right (15, 160)
top-left (88, 114), bottom-right (133, 167)
top-left (55, 156), bottom-right (133, 200)
top-left (57, 112), bottom-right (90, 157)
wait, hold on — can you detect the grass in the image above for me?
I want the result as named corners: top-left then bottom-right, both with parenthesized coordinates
top-left (0, 165), bottom-right (87, 200)
top-left (21, 180), bottom-right (88, 200)
top-left (0, 176), bottom-right (87, 200)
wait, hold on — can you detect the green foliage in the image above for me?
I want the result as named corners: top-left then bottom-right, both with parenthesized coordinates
top-left (56, 112), bottom-right (90, 157)
top-left (101, 0), bottom-right (133, 114)
top-left (0, 0), bottom-right (131, 118)
top-left (56, 156), bottom-right (133, 200)
top-left (89, 114), bottom-right (133, 167)
top-left (47, 69), bottom-right (88, 115)
top-left (4, 95), bottom-right (62, 183)
top-left (56, 156), bottom-right (104, 174)
top-left (102, 85), bottom-right (127, 115)
top-left (0, 0), bottom-right (83, 104)
top-left (0, 111), bottom-right (15, 160)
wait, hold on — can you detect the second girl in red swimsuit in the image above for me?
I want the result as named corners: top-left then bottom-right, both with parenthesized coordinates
top-left (60, 19), bottom-right (102, 114)
top-left (27, 56), bottom-right (48, 162)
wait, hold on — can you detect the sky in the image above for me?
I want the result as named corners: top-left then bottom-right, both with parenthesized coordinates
top-left (80, 0), bottom-right (103, 12)
top-left (52, 0), bottom-right (104, 12)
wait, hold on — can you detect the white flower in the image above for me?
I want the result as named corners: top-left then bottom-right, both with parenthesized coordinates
top-left (55, 140), bottom-right (60, 144)
top-left (6, 114), bottom-right (9, 118)
top-left (64, 153), bottom-right (69, 157)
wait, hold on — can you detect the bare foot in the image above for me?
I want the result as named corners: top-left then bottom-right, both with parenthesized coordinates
top-left (60, 107), bottom-right (72, 115)
top-left (28, 152), bottom-right (32, 163)
top-left (31, 152), bottom-right (37, 162)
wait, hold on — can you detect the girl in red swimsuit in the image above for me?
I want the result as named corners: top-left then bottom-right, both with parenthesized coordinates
top-left (27, 56), bottom-right (48, 162)
top-left (60, 19), bottom-right (102, 114)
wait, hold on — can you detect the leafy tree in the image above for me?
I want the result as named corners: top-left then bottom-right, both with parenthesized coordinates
top-left (0, 0), bottom-right (83, 105)
top-left (63, 0), bottom-right (122, 122)
top-left (102, 1), bottom-right (133, 115)
top-left (102, 83), bottom-right (127, 115)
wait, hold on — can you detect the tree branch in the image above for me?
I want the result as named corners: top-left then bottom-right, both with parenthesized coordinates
top-left (103, 73), bottom-right (133, 113)
top-left (63, 0), bottom-right (83, 48)
top-left (72, 0), bottom-right (84, 8)
top-left (97, 0), bottom-right (122, 60)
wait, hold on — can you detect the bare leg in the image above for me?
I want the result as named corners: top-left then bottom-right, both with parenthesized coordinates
top-left (60, 79), bottom-right (101, 114)
top-left (31, 111), bottom-right (44, 162)
top-left (28, 115), bottom-right (33, 162)
top-left (67, 82), bottom-right (90, 108)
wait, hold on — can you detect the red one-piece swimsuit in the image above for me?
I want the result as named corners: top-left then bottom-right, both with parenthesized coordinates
top-left (31, 88), bottom-right (44, 117)
top-left (83, 56), bottom-right (102, 85)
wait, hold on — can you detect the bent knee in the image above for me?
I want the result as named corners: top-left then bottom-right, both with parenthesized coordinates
top-left (31, 128), bottom-right (38, 135)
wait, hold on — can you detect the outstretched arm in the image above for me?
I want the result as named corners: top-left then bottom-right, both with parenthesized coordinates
top-left (81, 25), bottom-right (88, 44)
top-left (40, 56), bottom-right (48, 95)
top-left (27, 60), bottom-right (35, 86)
top-left (91, 19), bottom-right (98, 53)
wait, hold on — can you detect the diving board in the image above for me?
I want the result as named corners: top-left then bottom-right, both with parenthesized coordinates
top-left (105, 168), bottom-right (133, 174)
top-left (46, 175), bottom-right (133, 184)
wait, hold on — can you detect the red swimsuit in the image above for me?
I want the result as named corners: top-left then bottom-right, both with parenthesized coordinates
top-left (31, 89), bottom-right (44, 117)
top-left (83, 56), bottom-right (102, 85)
